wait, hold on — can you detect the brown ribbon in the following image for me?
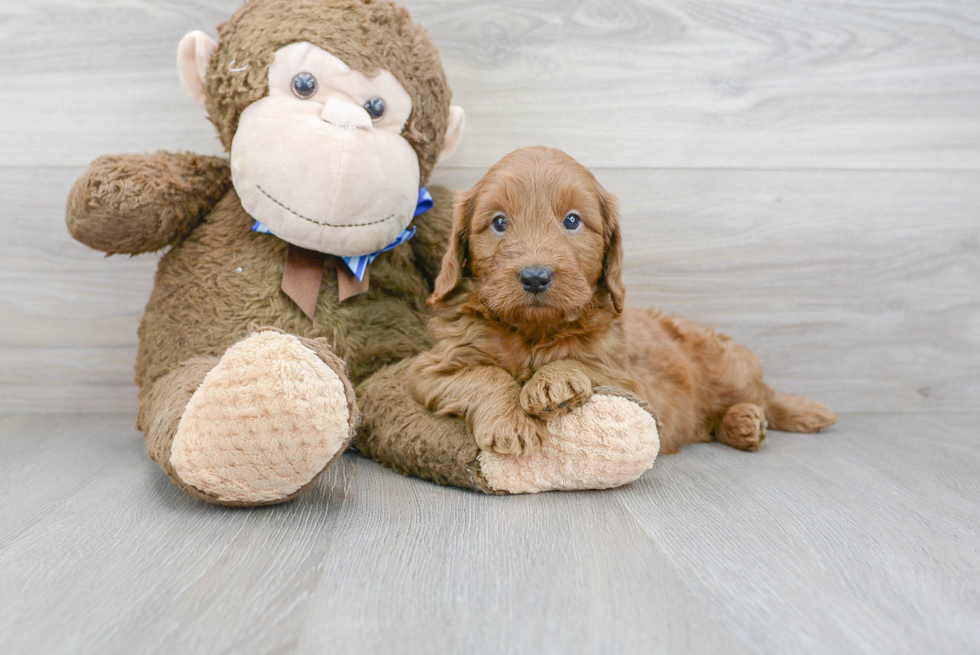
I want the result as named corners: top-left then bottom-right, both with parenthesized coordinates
top-left (281, 244), bottom-right (370, 319)
top-left (282, 244), bottom-right (325, 320)
top-left (337, 263), bottom-right (370, 302)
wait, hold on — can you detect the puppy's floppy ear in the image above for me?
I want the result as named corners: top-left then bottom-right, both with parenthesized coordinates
top-left (429, 187), bottom-right (476, 306)
top-left (596, 182), bottom-right (626, 313)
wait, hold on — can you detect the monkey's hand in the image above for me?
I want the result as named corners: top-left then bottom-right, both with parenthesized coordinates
top-left (67, 151), bottom-right (231, 255)
top-left (520, 360), bottom-right (594, 420)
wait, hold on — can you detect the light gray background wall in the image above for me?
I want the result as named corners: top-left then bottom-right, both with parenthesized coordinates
top-left (1, 0), bottom-right (978, 413)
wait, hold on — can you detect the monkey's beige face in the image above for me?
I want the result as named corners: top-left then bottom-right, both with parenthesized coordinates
top-left (231, 42), bottom-right (421, 256)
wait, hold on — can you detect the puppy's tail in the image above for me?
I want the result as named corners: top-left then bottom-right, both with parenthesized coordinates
top-left (764, 388), bottom-right (838, 433)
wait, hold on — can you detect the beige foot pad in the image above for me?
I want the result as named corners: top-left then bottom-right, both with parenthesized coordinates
top-left (477, 393), bottom-right (661, 494)
top-left (171, 331), bottom-right (352, 504)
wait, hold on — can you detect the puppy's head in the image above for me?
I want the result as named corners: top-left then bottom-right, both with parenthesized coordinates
top-left (431, 146), bottom-right (625, 329)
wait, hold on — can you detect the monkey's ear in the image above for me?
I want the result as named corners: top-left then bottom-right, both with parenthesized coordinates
top-left (597, 182), bottom-right (626, 313)
top-left (429, 186), bottom-right (475, 306)
top-left (436, 107), bottom-right (466, 166)
top-left (177, 30), bottom-right (218, 107)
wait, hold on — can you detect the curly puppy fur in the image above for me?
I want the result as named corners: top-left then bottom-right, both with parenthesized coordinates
top-left (409, 146), bottom-right (837, 456)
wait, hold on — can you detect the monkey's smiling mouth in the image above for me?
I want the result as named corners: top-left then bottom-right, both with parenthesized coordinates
top-left (257, 185), bottom-right (396, 228)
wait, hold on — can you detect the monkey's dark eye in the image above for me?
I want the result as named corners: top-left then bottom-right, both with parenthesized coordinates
top-left (291, 72), bottom-right (317, 99)
top-left (563, 212), bottom-right (582, 231)
top-left (491, 214), bottom-right (508, 234)
top-left (363, 97), bottom-right (386, 121)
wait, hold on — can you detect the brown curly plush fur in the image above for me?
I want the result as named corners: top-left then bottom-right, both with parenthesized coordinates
top-left (66, 0), bottom-right (458, 505)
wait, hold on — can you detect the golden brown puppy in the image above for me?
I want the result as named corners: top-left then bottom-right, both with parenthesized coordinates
top-left (409, 146), bottom-right (837, 457)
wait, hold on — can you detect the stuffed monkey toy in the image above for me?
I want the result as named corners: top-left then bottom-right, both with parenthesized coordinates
top-left (67, 0), bottom-right (660, 505)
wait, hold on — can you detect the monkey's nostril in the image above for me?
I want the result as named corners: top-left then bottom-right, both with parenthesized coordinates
top-left (519, 266), bottom-right (553, 294)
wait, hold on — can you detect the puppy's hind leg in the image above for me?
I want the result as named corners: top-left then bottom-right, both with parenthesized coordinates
top-left (765, 388), bottom-right (837, 433)
top-left (717, 403), bottom-right (768, 451)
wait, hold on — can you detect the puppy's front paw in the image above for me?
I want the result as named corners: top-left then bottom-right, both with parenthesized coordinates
top-left (474, 409), bottom-right (544, 457)
top-left (520, 367), bottom-right (592, 419)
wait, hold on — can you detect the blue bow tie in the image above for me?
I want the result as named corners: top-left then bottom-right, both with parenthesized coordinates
top-left (252, 187), bottom-right (434, 281)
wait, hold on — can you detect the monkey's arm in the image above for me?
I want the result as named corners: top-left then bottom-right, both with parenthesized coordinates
top-left (408, 349), bottom-right (545, 456)
top-left (66, 151), bottom-right (231, 255)
top-left (410, 184), bottom-right (455, 284)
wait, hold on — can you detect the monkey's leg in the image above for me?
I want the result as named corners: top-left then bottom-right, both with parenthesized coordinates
top-left (477, 388), bottom-right (661, 493)
top-left (140, 329), bottom-right (358, 506)
top-left (355, 359), bottom-right (493, 492)
top-left (357, 361), bottom-right (661, 494)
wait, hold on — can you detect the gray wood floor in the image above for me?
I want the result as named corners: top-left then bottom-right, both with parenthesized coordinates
top-left (1, 412), bottom-right (978, 654)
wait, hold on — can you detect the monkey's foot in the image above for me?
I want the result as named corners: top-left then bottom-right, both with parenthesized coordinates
top-left (170, 330), bottom-right (357, 505)
top-left (476, 389), bottom-right (660, 494)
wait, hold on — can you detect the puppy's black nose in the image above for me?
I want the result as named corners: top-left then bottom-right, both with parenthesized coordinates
top-left (519, 266), bottom-right (553, 294)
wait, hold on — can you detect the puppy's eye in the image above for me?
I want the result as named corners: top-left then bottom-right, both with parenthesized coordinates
top-left (291, 72), bottom-right (317, 99)
top-left (363, 97), bottom-right (386, 121)
top-left (491, 214), bottom-right (508, 234)
top-left (563, 212), bottom-right (582, 231)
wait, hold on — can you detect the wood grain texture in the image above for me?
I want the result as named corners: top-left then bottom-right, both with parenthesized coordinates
top-left (1, 0), bottom-right (979, 169)
top-left (615, 413), bottom-right (980, 654)
top-left (0, 412), bottom-right (977, 654)
top-left (4, 166), bottom-right (976, 413)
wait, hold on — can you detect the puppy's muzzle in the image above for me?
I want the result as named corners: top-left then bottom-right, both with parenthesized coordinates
top-left (519, 266), bottom-right (553, 294)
